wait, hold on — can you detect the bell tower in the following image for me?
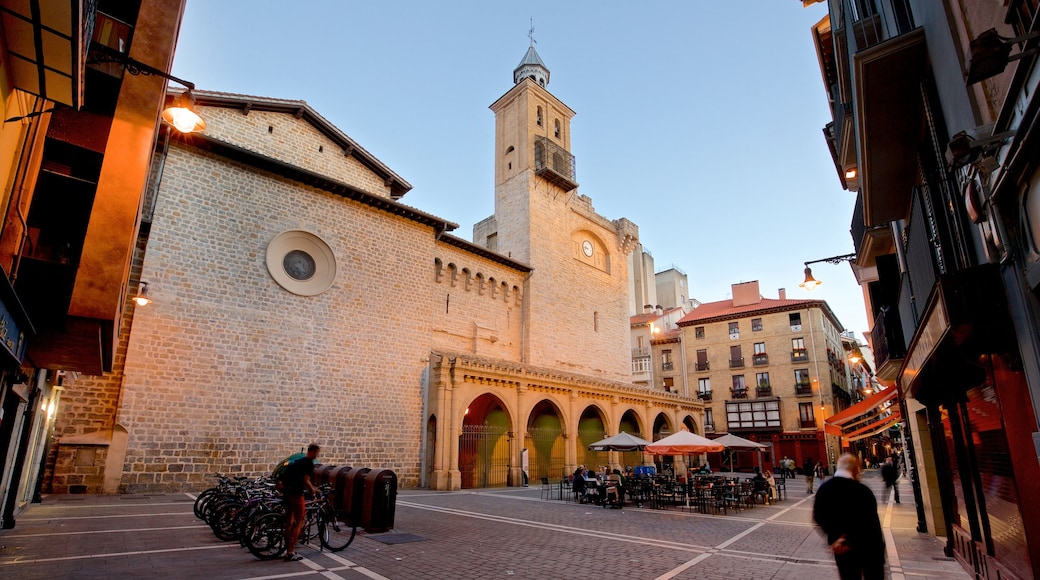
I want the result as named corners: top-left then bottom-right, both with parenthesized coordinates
top-left (476, 36), bottom-right (637, 383)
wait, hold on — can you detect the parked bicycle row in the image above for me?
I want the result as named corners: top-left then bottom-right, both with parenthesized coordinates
top-left (192, 472), bottom-right (357, 560)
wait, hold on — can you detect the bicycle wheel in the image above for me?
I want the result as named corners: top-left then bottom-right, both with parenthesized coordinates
top-left (211, 500), bottom-right (244, 542)
top-left (318, 508), bottom-right (356, 552)
top-left (193, 488), bottom-right (217, 520)
top-left (245, 512), bottom-right (286, 560)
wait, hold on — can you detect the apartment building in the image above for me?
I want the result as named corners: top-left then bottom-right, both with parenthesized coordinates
top-left (677, 281), bottom-right (848, 470)
top-left (804, 0), bottom-right (1040, 577)
top-left (0, 0), bottom-right (187, 528)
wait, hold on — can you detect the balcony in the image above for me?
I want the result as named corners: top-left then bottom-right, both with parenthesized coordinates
top-left (756, 385), bottom-right (772, 398)
top-left (705, 422), bottom-right (715, 432)
top-left (800, 419), bottom-right (817, 429)
top-left (632, 357), bottom-right (651, 378)
top-left (851, 189), bottom-right (894, 267)
top-left (752, 353), bottom-right (768, 366)
top-left (632, 346), bottom-right (650, 358)
top-left (698, 391), bottom-right (713, 402)
top-left (729, 357), bottom-right (745, 369)
top-left (871, 307), bottom-right (905, 382)
top-left (795, 383), bottom-right (813, 396)
top-left (534, 136), bottom-right (577, 192)
top-left (695, 362), bottom-right (710, 372)
top-left (791, 349), bottom-right (808, 362)
top-left (662, 361), bottom-right (674, 371)
top-left (731, 388), bottom-right (749, 400)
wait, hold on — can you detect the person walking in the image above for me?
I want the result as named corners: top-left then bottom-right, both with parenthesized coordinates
top-left (881, 456), bottom-right (900, 503)
top-left (813, 453), bottom-right (885, 580)
top-left (804, 457), bottom-right (816, 494)
top-left (278, 443), bottom-right (320, 562)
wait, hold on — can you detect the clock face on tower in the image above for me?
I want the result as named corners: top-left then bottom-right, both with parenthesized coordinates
top-left (582, 240), bottom-right (594, 257)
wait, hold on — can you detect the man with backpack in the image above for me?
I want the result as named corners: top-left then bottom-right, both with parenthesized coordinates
top-left (278, 443), bottom-right (320, 562)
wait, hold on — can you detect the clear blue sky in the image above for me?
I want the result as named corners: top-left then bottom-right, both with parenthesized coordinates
top-left (171, 0), bottom-right (869, 338)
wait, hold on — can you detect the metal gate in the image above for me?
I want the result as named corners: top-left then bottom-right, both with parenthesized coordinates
top-left (459, 424), bottom-right (510, 488)
top-left (527, 427), bottom-right (565, 480)
top-left (577, 427), bottom-right (607, 472)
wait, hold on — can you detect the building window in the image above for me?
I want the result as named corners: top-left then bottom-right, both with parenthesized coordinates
top-left (726, 400), bottom-right (781, 429)
top-left (751, 318), bottom-right (763, 331)
top-left (537, 106), bottom-right (542, 126)
top-left (704, 408), bottom-right (715, 431)
top-left (663, 377), bottom-right (674, 392)
top-left (698, 378), bottom-right (711, 395)
top-left (791, 337), bottom-right (807, 362)
top-left (696, 349), bottom-right (709, 372)
top-left (729, 345), bottom-right (744, 368)
top-left (752, 341), bottom-right (768, 365)
top-left (554, 119), bottom-right (561, 138)
top-left (731, 375), bottom-right (747, 398)
top-left (756, 372), bottom-right (770, 388)
top-left (799, 402), bottom-right (816, 428)
top-left (753, 342), bottom-right (766, 355)
top-left (789, 312), bottom-right (802, 330)
top-left (662, 349), bottom-right (673, 371)
top-left (695, 326), bottom-right (705, 339)
top-left (795, 368), bottom-right (812, 395)
top-left (728, 322), bottom-right (739, 338)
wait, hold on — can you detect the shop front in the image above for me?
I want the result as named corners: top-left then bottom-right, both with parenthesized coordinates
top-left (900, 265), bottom-right (1040, 580)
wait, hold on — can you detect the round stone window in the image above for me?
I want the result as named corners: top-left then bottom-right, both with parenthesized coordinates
top-left (265, 231), bottom-right (336, 296)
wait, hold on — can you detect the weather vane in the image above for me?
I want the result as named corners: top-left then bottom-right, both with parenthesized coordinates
top-left (528, 18), bottom-right (536, 47)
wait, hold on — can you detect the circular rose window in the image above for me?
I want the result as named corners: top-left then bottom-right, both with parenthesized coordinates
top-left (265, 230), bottom-right (336, 296)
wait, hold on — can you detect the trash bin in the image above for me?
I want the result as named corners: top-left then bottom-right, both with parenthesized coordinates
top-left (341, 467), bottom-right (371, 522)
top-left (360, 469), bottom-right (397, 533)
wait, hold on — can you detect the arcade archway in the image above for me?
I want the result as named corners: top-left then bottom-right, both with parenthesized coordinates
top-left (459, 394), bottom-right (512, 488)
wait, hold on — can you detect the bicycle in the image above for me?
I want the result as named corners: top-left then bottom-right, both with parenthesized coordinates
top-left (243, 489), bottom-right (356, 560)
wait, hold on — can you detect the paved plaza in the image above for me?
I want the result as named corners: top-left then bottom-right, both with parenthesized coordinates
top-left (0, 471), bottom-right (966, 579)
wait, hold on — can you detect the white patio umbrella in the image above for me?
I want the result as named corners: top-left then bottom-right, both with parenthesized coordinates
top-left (645, 430), bottom-right (725, 455)
top-left (711, 433), bottom-right (768, 473)
top-left (587, 431), bottom-right (652, 452)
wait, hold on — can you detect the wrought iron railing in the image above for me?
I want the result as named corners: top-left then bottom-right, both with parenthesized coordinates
top-left (795, 383), bottom-right (813, 396)
top-left (791, 349), bottom-right (809, 362)
top-left (731, 388), bottom-right (749, 399)
top-left (695, 362), bottom-right (710, 372)
top-left (534, 136), bottom-right (577, 191)
top-left (752, 353), bottom-right (769, 366)
top-left (729, 357), bottom-right (745, 369)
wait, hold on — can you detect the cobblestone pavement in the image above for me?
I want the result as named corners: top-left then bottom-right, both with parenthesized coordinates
top-left (0, 471), bottom-right (968, 579)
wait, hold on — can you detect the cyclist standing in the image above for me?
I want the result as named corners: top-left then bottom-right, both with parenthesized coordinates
top-left (279, 443), bottom-right (320, 561)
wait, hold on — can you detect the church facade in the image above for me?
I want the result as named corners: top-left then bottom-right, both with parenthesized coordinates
top-left (47, 46), bottom-right (706, 493)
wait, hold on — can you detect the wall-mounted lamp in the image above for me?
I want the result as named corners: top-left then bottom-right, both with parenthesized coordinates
top-left (132, 282), bottom-right (152, 307)
top-left (966, 28), bottom-right (1040, 85)
top-left (89, 43), bottom-right (206, 133)
top-left (798, 253), bottom-right (856, 291)
top-left (844, 167), bottom-right (858, 180)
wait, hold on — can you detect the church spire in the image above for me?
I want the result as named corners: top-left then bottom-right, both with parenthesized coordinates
top-left (513, 19), bottom-right (549, 87)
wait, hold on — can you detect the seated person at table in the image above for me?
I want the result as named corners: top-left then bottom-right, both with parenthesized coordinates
top-left (572, 465), bottom-right (586, 501)
top-left (752, 469), bottom-right (770, 504)
top-left (763, 470), bottom-right (777, 500)
top-left (605, 469), bottom-right (624, 506)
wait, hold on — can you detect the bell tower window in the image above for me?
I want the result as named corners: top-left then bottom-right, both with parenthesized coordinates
top-left (554, 119), bottom-right (560, 138)
top-left (537, 107), bottom-right (543, 127)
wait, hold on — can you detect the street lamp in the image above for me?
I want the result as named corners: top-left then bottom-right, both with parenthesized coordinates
top-left (89, 43), bottom-right (206, 133)
top-left (798, 253), bottom-right (856, 291)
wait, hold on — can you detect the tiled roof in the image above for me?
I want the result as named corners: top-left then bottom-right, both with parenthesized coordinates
top-left (630, 306), bottom-right (685, 325)
top-left (678, 297), bottom-right (828, 325)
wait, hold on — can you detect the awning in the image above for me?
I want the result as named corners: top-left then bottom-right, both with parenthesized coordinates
top-left (825, 387), bottom-right (898, 434)
top-left (843, 413), bottom-right (901, 442)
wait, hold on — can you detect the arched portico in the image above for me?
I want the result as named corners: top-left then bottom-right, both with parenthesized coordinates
top-left (426, 352), bottom-right (706, 490)
top-left (524, 399), bottom-right (566, 483)
top-left (458, 393), bottom-right (513, 489)
top-left (575, 405), bottom-right (607, 474)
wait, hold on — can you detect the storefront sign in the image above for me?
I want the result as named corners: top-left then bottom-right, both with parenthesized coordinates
top-left (0, 299), bottom-right (27, 364)
top-left (900, 294), bottom-right (949, 388)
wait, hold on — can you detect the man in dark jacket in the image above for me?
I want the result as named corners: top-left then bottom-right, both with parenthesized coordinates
top-left (880, 456), bottom-right (900, 503)
top-left (813, 453), bottom-right (885, 580)
top-left (803, 457), bottom-right (816, 493)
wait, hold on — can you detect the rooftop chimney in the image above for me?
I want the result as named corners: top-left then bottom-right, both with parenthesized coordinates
top-left (778, 288), bottom-right (786, 300)
top-left (732, 281), bottom-right (762, 307)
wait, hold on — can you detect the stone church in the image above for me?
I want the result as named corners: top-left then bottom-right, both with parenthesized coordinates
top-left (48, 45), bottom-right (705, 493)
